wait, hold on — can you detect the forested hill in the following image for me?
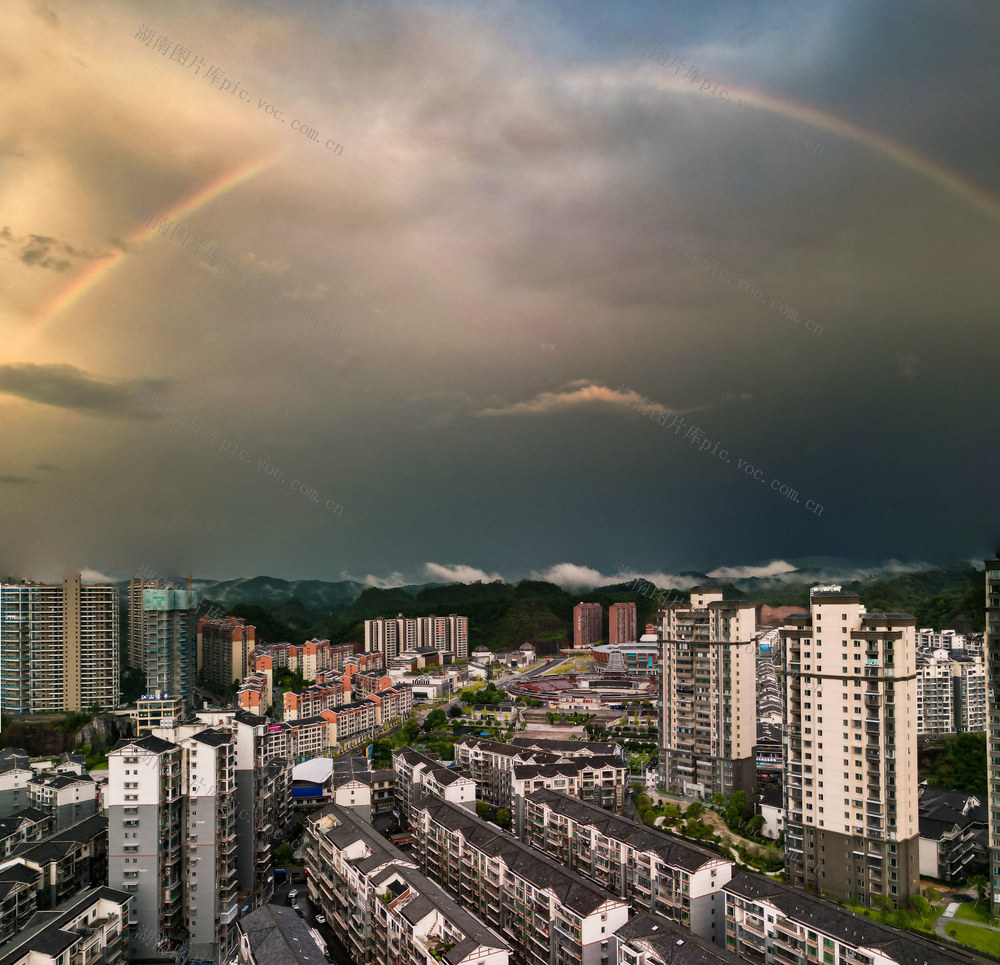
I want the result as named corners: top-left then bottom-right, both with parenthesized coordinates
top-left (208, 563), bottom-right (985, 652)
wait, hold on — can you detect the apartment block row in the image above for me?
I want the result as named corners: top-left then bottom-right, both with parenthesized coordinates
top-left (0, 576), bottom-right (119, 715)
top-left (453, 736), bottom-right (625, 811)
top-left (251, 638), bottom-right (379, 678)
top-left (0, 887), bottom-right (131, 965)
top-left (413, 797), bottom-right (631, 965)
top-left (521, 789), bottom-right (731, 942)
top-left (364, 613), bottom-right (469, 661)
top-left (393, 748), bottom-right (477, 820)
top-left (303, 802), bottom-right (511, 965)
top-left (0, 750), bottom-right (97, 830)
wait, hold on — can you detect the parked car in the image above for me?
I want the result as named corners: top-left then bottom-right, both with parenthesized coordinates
top-left (288, 889), bottom-right (298, 901)
top-left (316, 915), bottom-right (326, 924)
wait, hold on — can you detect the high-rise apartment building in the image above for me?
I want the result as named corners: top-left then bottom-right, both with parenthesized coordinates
top-left (364, 614), bottom-right (468, 660)
top-left (985, 555), bottom-right (1000, 915)
top-left (780, 586), bottom-right (919, 908)
top-left (197, 616), bottom-right (256, 690)
top-left (658, 589), bottom-right (757, 798)
top-left (573, 602), bottom-right (603, 648)
top-left (0, 576), bottom-right (119, 715)
top-left (916, 643), bottom-right (987, 736)
top-left (108, 728), bottom-right (240, 964)
top-left (129, 578), bottom-right (168, 672)
top-left (609, 602), bottom-right (637, 645)
top-left (139, 587), bottom-right (198, 710)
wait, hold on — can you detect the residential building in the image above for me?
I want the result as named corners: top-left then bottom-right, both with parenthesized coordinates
top-left (128, 577), bottom-right (171, 672)
top-left (987, 554), bottom-right (1000, 915)
top-left (138, 585), bottom-right (198, 712)
top-left (365, 614), bottom-right (469, 661)
top-left (0, 887), bottom-right (130, 965)
top-left (197, 616), bottom-right (256, 691)
top-left (413, 798), bottom-right (630, 965)
top-left (780, 586), bottom-right (919, 907)
top-left (236, 673), bottom-right (270, 715)
top-left (917, 645), bottom-right (987, 735)
top-left (133, 695), bottom-right (185, 736)
top-left (393, 749), bottom-right (477, 820)
top-left (0, 806), bottom-right (49, 857)
top-left (509, 737), bottom-right (624, 758)
top-left (917, 628), bottom-right (966, 653)
top-left (27, 769), bottom-right (97, 831)
top-left (574, 602), bottom-right (603, 649)
top-left (723, 871), bottom-right (973, 965)
top-left (511, 756), bottom-right (627, 818)
top-left (0, 749), bottom-right (34, 817)
top-left (0, 577), bottom-right (119, 716)
top-left (236, 903), bottom-right (327, 965)
top-left (454, 738), bottom-right (560, 806)
top-left (283, 677), bottom-right (350, 720)
top-left (610, 603), bottom-right (637, 645)
top-left (303, 803), bottom-right (511, 965)
top-left (658, 590), bottom-right (757, 799)
top-left (107, 730), bottom-right (239, 964)
top-left (918, 786), bottom-right (987, 883)
top-left (522, 789), bottom-right (731, 942)
top-left (3, 813), bottom-right (108, 909)
top-left (613, 915), bottom-right (742, 965)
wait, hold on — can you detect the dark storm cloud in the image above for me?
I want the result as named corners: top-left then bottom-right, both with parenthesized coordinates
top-left (1, 226), bottom-right (110, 271)
top-left (0, 364), bottom-right (170, 420)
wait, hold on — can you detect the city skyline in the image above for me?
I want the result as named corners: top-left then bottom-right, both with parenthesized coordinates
top-left (2, 0), bottom-right (998, 583)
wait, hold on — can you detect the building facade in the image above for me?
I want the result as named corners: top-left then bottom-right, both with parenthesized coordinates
top-left (303, 803), bottom-right (510, 965)
top-left (780, 586), bottom-right (919, 908)
top-left (609, 603), bottom-right (637, 645)
top-left (986, 554), bottom-right (1000, 914)
top-left (916, 645), bottom-right (987, 735)
top-left (197, 616), bottom-right (256, 691)
top-left (413, 798), bottom-right (630, 965)
top-left (0, 576), bottom-right (119, 715)
top-left (139, 586), bottom-right (199, 712)
top-left (364, 614), bottom-right (469, 661)
top-left (522, 789), bottom-right (731, 942)
top-left (659, 590), bottom-right (757, 799)
top-left (574, 603), bottom-right (603, 649)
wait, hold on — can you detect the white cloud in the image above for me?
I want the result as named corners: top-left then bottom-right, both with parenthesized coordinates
top-left (424, 562), bottom-right (503, 583)
top-left (80, 567), bottom-right (117, 583)
top-left (477, 383), bottom-right (691, 419)
top-left (707, 560), bottom-right (798, 579)
top-left (530, 563), bottom-right (607, 587)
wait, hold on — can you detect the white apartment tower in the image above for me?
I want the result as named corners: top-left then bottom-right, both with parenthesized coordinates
top-left (0, 576), bottom-right (119, 715)
top-left (659, 587), bottom-right (757, 798)
top-left (780, 586), bottom-right (919, 908)
top-left (364, 614), bottom-right (468, 660)
top-left (108, 728), bottom-right (240, 964)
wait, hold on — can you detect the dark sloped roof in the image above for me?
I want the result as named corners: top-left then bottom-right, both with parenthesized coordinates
top-left (111, 734), bottom-right (176, 753)
top-left (238, 903), bottom-right (326, 965)
top-left (419, 799), bottom-right (626, 916)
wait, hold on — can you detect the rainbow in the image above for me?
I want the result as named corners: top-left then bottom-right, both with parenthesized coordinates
top-left (573, 65), bottom-right (1000, 224)
top-left (17, 155), bottom-right (277, 349)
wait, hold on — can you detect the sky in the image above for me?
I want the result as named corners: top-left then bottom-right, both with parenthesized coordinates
top-left (2, 0), bottom-right (999, 586)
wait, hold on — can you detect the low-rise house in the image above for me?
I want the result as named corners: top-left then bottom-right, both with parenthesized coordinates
top-left (236, 903), bottom-right (326, 965)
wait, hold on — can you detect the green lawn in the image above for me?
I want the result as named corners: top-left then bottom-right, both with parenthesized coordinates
top-left (955, 902), bottom-right (996, 925)
top-left (946, 920), bottom-right (1000, 956)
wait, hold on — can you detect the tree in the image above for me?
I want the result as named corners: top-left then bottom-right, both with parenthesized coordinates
top-left (423, 709), bottom-right (448, 732)
top-left (909, 895), bottom-right (931, 922)
top-left (746, 814), bottom-right (766, 835)
top-left (685, 802), bottom-right (704, 820)
top-left (449, 704), bottom-right (463, 718)
top-left (401, 720), bottom-right (420, 744)
top-left (496, 808), bottom-right (512, 832)
top-left (712, 793), bottom-right (725, 808)
top-left (475, 801), bottom-right (489, 819)
top-left (968, 873), bottom-right (989, 907)
top-left (924, 887), bottom-right (942, 905)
